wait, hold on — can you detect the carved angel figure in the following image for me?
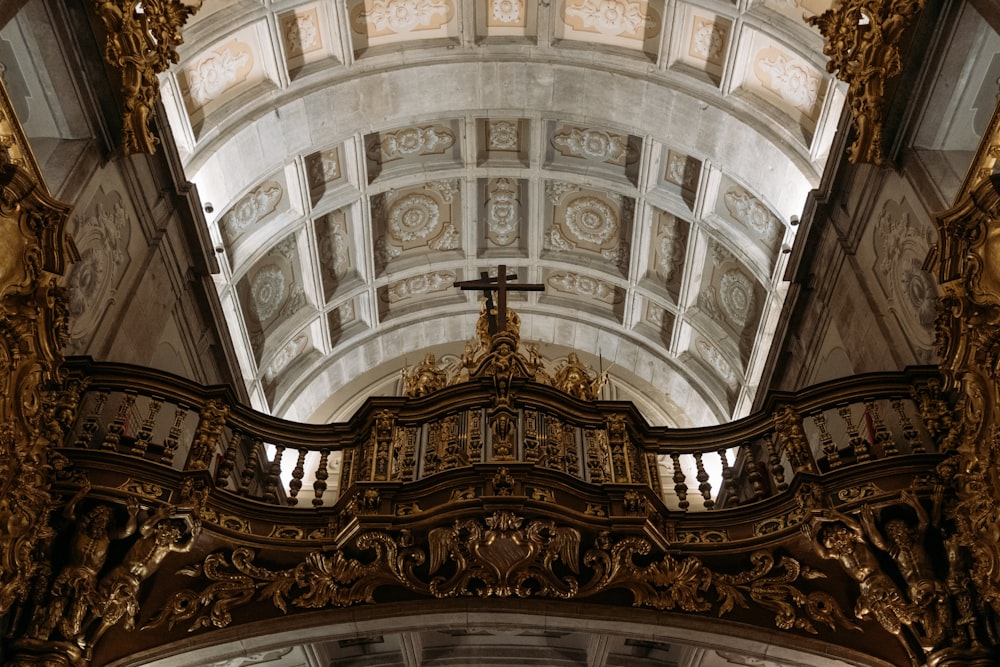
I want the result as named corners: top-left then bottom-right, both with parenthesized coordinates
top-left (402, 353), bottom-right (447, 398)
top-left (553, 353), bottom-right (607, 401)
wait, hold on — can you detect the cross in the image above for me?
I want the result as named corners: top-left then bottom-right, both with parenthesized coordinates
top-left (454, 265), bottom-right (544, 335)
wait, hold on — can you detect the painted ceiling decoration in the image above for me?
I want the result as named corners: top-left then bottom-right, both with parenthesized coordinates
top-left (149, 0), bottom-right (847, 427)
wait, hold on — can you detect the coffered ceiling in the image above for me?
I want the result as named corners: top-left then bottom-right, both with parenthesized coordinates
top-left (158, 0), bottom-right (845, 426)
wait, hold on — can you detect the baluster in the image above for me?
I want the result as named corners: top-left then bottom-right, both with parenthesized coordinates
top-left (241, 438), bottom-right (263, 495)
top-left (670, 453), bottom-right (689, 510)
top-left (694, 452), bottom-right (714, 509)
top-left (161, 404), bottom-right (188, 464)
top-left (131, 395), bottom-right (162, 456)
top-left (763, 434), bottom-right (787, 492)
top-left (264, 444), bottom-right (285, 504)
top-left (812, 411), bottom-right (841, 469)
top-left (838, 403), bottom-right (871, 463)
top-left (718, 448), bottom-right (736, 507)
top-left (215, 429), bottom-right (240, 487)
top-left (747, 454), bottom-right (766, 502)
top-left (288, 448), bottom-right (307, 505)
top-left (313, 449), bottom-right (330, 507)
top-left (865, 399), bottom-right (897, 456)
top-left (102, 391), bottom-right (136, 450)
top-left (893, 398), bottom-right (925, 453)
top-left (75, 391), bottom-right (108, 448)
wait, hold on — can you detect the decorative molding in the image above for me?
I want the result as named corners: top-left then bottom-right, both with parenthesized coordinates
top-left (485, 178), bottom-right (520, 246)
top-left (184, 40), bottom-right (253, 108)
top-left (873, 198), bottom-right (935, 361)
top-left (65, 192), bottom-right (130, 349)
top-left (220, 181), bottom-right (283, 243)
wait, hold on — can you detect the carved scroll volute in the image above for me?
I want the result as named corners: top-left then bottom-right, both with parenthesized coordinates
top-left (934, 104), bottom-right (1000, 613)
top-left (807, 0), bottom-right (924, 166)
top-left (0, 80), bottom-right (73, 617)
top-left (90, 0), bottom-right (201, 155)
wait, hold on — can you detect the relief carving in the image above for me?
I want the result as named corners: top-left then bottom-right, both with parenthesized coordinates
top-left (804, 499), bottom-right (993, 664)
top-left (92, 0), bottom-right (200, 154)
top-left (146, 513), bottom-right (858, 638)
top-left (0, 85), bottom-right (73, 619)
top-left (807, 0), bottom-right (924, 165)
top-left (184, 40), bottom-right (253, 108)
top-left (65, 193), bottom-right (130, 351)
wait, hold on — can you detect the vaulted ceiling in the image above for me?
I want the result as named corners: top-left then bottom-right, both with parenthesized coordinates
top-left (158, 0), bottom-right (845, 425)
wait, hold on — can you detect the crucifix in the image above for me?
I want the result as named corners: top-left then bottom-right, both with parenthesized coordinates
top-left (454, 265), bottom-right (544, 335)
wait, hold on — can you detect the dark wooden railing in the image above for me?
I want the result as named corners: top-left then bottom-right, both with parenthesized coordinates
top-left (58, 358), bottom-right (945, 511)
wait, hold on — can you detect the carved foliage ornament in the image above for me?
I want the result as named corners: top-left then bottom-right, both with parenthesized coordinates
top-left (934, 170), bottom-right (1000, 614)
top-left (807, 0), bottom-right (925, 165)
top-left (563, 0), bottom-right (658, 38)
top-left (92, 0), bottom-right (201, 154)
top-left (146, 512), bottom-right (858, 637)
top-left (0, 110), bottom-right (72, 615)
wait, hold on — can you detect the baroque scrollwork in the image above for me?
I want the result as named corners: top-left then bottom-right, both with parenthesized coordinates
top-left (933, 117), bottom-right (1000, 616)
top-left (0, 79), bottom-right (73, 619)
top-left (145, 512), bottom-right (859, 639)
top-left (807, 0), bottom-right (924, 165)
top-left (145, 532), bottom-right (422, 631)
top-left (92, 0), bottom-right (201, 154)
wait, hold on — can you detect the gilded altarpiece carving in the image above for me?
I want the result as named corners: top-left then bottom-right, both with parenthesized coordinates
top-left (90, 0), bottom-right (201, 154)
top-left (0, 79), bottom-right (72, 618)
top-left (808, 0), bottom-right (924, 166)
top-left (934, 99), bottom-right (1000, 623)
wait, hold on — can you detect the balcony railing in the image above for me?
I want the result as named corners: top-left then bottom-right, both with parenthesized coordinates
top-left (56, 358), bottom-right (945, 513)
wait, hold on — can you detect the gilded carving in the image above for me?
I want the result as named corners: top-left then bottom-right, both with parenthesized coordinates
top-left (88, 505), bottom-right (201, 647)
top-left (933, 102), bottom-right (1000, 614)
top-left (28, 499), bottom-right (138, 645)
top-left (772, 405), bottom-right (817, 474)
top-left (185, 400), bottom-right (229, 471)
top-left (427, 512), bottom-right (580, 597)
top-left (146, 515), bottom-right (857, 638)
top-left (118, 479), bottom-right (166, 500)
top-left (401, 353), bottom-right (447, 398)
top-left (553, 353), bottom-right (607, 401)
top-left (807, 0), bottom-right (924, 165)
top-left (0, 78), bottom-right (73, 619)
top-left (145, 533), bottom-right (421, 631)
top-left (92, 0), bottom-right (200, 154)
top-left (805, 494), bottom-right (995, 663)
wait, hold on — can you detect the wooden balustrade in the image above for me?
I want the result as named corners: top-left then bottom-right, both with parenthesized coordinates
top-left (56, 358), bottom-right (945, 511)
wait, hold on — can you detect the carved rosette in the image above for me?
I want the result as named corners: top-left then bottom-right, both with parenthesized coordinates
top-left (807, 0), bottom-right (924, 166)
top-left (91, 0), bottom-right (201, 154)
top-left (0, 82), bottom-right (73, 618)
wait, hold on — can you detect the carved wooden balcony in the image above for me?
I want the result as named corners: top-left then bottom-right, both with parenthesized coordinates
top-left (57, 357), bottom-right (945, 526)
top-left (24, 357), bottom-right (965, 667)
